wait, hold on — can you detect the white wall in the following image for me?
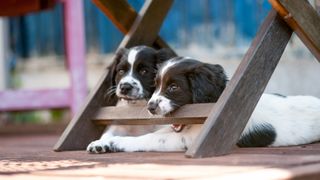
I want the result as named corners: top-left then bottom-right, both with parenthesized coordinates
top-left (177, 34), bottom-right (320, 98)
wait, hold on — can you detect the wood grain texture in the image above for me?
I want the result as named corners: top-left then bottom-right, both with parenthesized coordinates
top-left (269, 0), bottom-right (320, 62)
top-left (5, 135), bottom-right (320, 179)
top-left (91, 0), bottom-right (174, 51)
top-left (92, 103), bottom-right (213, 125)
top-left (54, 0), bottom-right (174, 151)
top-left (185, 10), bottom-right (292, 158)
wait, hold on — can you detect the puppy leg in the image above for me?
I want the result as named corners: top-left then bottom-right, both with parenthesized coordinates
top-left (87, 125), bottom-right (129, 153)
top-left (87, 125), bottom-right (162, 153)
top-left (101, 125), bottom-right (201, 152)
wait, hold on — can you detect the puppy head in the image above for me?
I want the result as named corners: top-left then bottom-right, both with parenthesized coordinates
top-left (147, 57), bottom-right (227, 115)
top-left (106, 46), bottom-right (175, 101)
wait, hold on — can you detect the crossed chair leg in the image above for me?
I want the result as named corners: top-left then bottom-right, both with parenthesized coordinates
top-left (55, 0), bottom-right (320, 158)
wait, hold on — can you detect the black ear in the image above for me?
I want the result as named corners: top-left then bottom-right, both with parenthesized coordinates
top-left (103, 48), bottom-right (128, 106)
top-left (188, 63), bottom-right (227, 103)
top-left (108, 48), bottom-right (128, 85)
top-left (155, 48), bottom-right (176, 66)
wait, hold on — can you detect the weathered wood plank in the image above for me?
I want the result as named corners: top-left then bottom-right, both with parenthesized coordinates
top-left (91, 0), bottom-right (136, 34)
top-left (269, 0), bottom-right (320, 62)
top-left (0, 89), bottom-right (70, 111)
top-left (185, 10), bottom-right (293, 158)
top-left (92, 103), bottom-right (213, 125)
top-left (5, 135), bottom-right (320, 179)
top-left (118, 0), bottom-right (174, 48)
top-left (54, 0), bottom-right (174, 151)
top-left (94, 118), bottom-right (204, 126)
top-left (91, 0), bottom-right (174, 51)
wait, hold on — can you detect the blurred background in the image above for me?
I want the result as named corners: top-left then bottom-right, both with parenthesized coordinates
top-left (0, 0), bottom-right (319, 134)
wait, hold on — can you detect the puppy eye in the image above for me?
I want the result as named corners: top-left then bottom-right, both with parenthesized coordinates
top-left (139, 69), bottom-right (147, 75)
top-left (168, 83), bottom-right (179, 92)
top-left (118, 69), bottom-right (125, 75)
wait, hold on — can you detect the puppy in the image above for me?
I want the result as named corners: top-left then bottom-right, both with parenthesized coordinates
top-left (86, 46), bottom-right (175, 153)
top-left (97, 57), bottom-right (320, 152)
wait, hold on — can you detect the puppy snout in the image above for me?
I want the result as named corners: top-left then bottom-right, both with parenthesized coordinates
top-left (120, 83), bottom-right (133, 95)
top-left (147, 101), bottom-right (158, 115)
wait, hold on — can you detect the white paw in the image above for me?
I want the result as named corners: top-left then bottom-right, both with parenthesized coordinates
top-left (86, 139), bottom-right (108, 154)
top-left (86, 137), bottom-right (125, 154)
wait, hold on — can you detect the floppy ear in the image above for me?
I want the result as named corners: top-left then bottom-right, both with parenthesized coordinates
top-left (103, 48), bottom-right (128, 106)
top-left (107, 48), bottom-right (127, 85)
top-left (188, 63), bottom-right (227, 103)
top-left (155, 48), bottom-right (176, 67)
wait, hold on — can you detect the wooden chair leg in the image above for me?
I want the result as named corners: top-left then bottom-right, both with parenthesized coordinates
top-left (92, 0), bottom-right (173, 51)
top-left (54, 0), bottom-right (174, 151)
top-left (185, 9), bottom-right (293, 158)
top-left (269, 0), bottom-right (320, 62)
top-left (64, 0), bottom-right (87, 115)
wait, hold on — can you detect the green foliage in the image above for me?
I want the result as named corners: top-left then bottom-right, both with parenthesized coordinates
top-left (9, 109), bottom-right (67, 124)
top-left (11, 111), bottom-right (42, 124)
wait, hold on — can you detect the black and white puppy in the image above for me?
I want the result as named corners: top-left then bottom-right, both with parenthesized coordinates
top-left (86, 46), bottom-right (175, 153)
top-left (97, 57), bottom-right (320, 152)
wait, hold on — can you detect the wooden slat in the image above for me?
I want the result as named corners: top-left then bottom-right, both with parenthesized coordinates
top-left (54, 0), bottom-right (174, 151)
top-left (92, 103), bottom-right (213, 125)
top-left (185, 10), bottom-right (292, 158)
top-left (269, 0), bottom-right (320, 62)
top-left (0, 89), bottom-right (70, 111)
top-left (91, 0), bottom-right (136, 34)
top-left (91, 0), bottom-right (174, 51)
top-left (118, 0), bottom-right (174, 48)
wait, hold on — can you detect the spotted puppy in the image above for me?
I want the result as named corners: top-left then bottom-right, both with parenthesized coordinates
top-left (98, 57), bottom-right (320, 152)
top-left (86, 46), bottom-right (175, 153)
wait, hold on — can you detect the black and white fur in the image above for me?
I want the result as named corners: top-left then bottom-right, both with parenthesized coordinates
top-left (86, 46), bottom-right (175, 153)
top-left (97, 57), bottom-right (320, 152)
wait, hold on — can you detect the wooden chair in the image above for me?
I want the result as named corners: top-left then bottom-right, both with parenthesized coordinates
top-left (54, 0), bottom-right (320, 158)
top-left (0, 0), bottom-right (87, 115)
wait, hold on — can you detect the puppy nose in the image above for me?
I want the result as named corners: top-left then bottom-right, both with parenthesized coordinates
top-left (147, 101), bottom-right (158, 115)
top-left (120, 83), bottom-right (133, 95)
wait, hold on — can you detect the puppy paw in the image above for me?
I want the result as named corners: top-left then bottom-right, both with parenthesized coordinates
top-left (86, 139), bottom-right (108, 154)
top-left (86, 138), bottom-right (125, 153)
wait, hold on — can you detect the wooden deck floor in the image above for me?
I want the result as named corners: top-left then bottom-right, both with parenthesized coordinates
top-left (1, 134), bottom-right (320, 179)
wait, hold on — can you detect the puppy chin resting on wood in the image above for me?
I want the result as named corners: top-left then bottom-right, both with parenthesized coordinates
top-left (90, 56), bottom-right (320, 153)
top-left (86, 46), bottom-right (175, 153)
